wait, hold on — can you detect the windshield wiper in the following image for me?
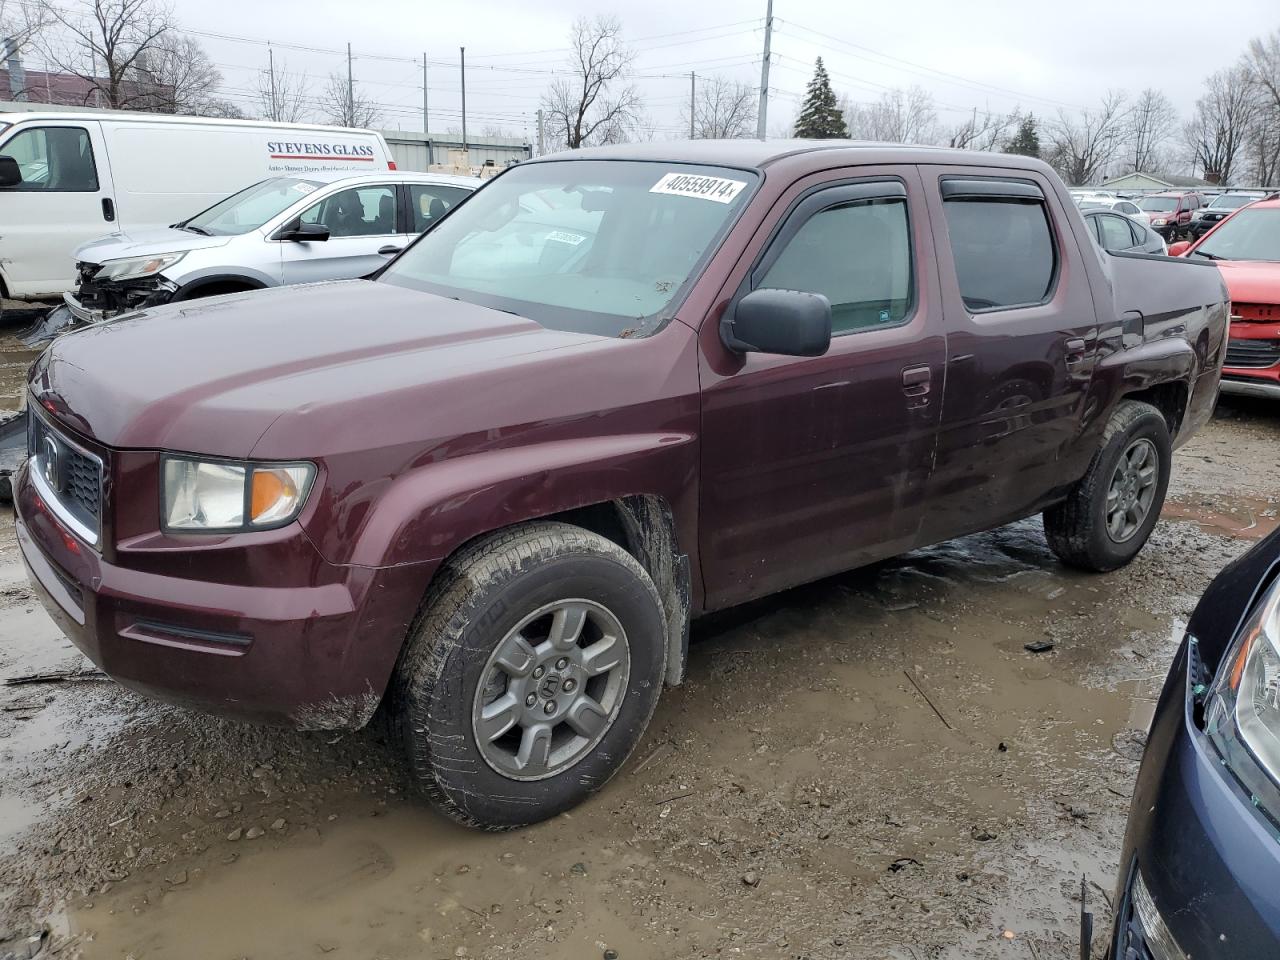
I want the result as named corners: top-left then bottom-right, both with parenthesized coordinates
top-left (181, 224), bottom-right (213, 236)
top-left (1192, 249), bottom-right (1224, 260)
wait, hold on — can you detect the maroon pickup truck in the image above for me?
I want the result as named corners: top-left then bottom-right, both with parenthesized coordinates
top-left (16, 141), bottom-right (1227, 829)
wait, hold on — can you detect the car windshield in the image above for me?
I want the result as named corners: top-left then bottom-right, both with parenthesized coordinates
top-left (1139, 197), bottom-right (1178, 212)
top-left (379, 159), bottom-right (757, 337)
top-left (183, 177), bottom-right (323, 236)
top-left (1210, 194), bottom-right (1255, 210)
top-left (1194, 208), bottom-right (1280, 261)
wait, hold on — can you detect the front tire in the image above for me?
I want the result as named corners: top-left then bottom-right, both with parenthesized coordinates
top-left (392, 522), bottom-right (667, 830)
top-left (1044, 400), bottom-right (1171, 572)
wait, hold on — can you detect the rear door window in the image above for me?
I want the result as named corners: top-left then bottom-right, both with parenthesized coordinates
top-left (1098, 214), bottom-right (1135, 251)
top-left (757, 189), bottom-right (913, 336)
top-left (409, 183), bottom-right (472, 232)
top-left (0, 126), bottom-right (98, 191)
top-left (941, 181), bottom-right (1056, 311)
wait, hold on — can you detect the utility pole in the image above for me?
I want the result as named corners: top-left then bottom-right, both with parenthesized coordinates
top-left (268, 45), bottom-right (277, 121)
top-left (460, 46), bottom-right (468, 159)
top-left (689, 72), bottom-right (696, 139)
top-left (756, 0), bottom-right (773, 140)
top-left (422, 53), bottom-right (429, 133)
top-left (536, 108), bottom-right (545, 156)
top-left (346, 42), bottom-right (354, 126)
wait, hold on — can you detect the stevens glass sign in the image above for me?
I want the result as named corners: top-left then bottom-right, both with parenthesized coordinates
top-left (266, 140), bottom-right (381, 173)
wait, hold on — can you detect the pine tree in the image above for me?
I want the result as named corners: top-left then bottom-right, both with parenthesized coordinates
top-left (1004, 114), bottom-right (1041, 158)
top-left (793, 58), bottom-right (848, 139)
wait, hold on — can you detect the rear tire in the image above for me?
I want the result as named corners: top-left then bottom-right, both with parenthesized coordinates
top-left (1044, 400), bottom-right (1171, 572)
top-left (392, 521), bottom-right (667, 830)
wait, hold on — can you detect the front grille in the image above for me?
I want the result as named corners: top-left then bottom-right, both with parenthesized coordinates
top-left (1224, 338), bottom-right (1280, 368)
top-left (1232, 302), bottom-right (1280, 322)
top-left (28, 410), bottom-right (103, 544)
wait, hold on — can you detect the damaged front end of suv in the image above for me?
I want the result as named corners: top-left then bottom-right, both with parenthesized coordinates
top-left (67, 254), bottom-right (184, 322)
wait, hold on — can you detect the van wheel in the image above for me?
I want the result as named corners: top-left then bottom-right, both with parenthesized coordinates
top-left (1044, 400), bottom-right (1171, 572)
top-left (392, 521), bottom-right (667, 830)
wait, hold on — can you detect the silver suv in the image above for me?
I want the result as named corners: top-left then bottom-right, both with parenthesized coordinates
top-left (63, 170), bottom-right (481, 320)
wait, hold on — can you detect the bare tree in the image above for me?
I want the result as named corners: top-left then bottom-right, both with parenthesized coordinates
top-left (319, 71), bottom-right (381, 129)
top-left (257, 57), bottom-right (311, 123)
top-left (1047, 91), bottom-right (1128, 185)
top-left (132, 33), bottom-right (222, 114)
top-left (1, 0), bottom-right (53, 64)
top-left (1242, 29), bottom-right (1280, 185)
top-left (682, 75), bottom-right (756, 139)
top-left (948, 107), bottom-right (1017, 151)
top-left (38, 0), bottom-right (176, 109)
top-left (843, 86), bottom-right (938, 144)
top-left (540, 15), bottom-right (641, 150)
top-left (1122, 88), bottom-right (1177, 174)
top-left (1184, 66), bottom-right (1257, 184)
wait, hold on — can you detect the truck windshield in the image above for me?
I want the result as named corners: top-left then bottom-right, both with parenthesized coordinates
top-left (1138, 197), bottom-right (1178, 212)
top-left (182, 177), bottom-right (323, 236)
top-left (1209, 194), bottom-right (1255, 210)
top-left (1193, 209), bottom-right (1280, 262)
top-left (379, 159), bottom-right (757, 337)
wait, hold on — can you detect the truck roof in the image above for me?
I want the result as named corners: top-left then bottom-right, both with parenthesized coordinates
top-left (534, 138), bottom-right (1058, 176)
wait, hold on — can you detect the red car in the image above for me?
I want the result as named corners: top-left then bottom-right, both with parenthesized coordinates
top-left (1139, 191), bottom-right (1203, 241)
top-left (1169, 197), bottom-right (1280, 399)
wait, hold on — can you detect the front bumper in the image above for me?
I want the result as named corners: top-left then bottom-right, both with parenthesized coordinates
top-left (1109, 640), bottom-right (1280, 958)
top-left (70, 261), bottom-right (177, 319)
top-left (1219, 320), bottom-right (1280, 399)
top-left (1189, 217), bottom-right (1224, 238)
top-left (13, 458), bottom-right (428, 730)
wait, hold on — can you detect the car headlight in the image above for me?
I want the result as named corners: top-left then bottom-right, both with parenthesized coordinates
top-left (162, 456), bottom-right (315, 532)
top-left (95, 252), bottom-right (187, 283)
top-left (1151, 218), bottom-right (1168, 226)
top-left (1191, 211), bottom-right (1203, 220)
top-left (1206, 576), bottom-right (1280, 807)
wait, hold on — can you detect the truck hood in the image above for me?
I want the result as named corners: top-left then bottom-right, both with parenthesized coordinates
top-left (29, 280), bottom-right (605, 456)
top-left (74, 227), bottom-right (233, 264)
top-left (1210, 259), bottom-right (1280, 305)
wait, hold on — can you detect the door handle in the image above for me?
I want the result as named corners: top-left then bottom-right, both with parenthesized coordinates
top-left (377, 245), bottom-right (402, 256)
top-left (101, 198), bottom-right (115, 222)
top-left (1064, 337), bottom-right (1087, 361)
top-left (901, 364), bottom-right (932, 398)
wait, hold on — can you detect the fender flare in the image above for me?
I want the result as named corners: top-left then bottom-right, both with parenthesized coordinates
top-left (170, 272), bottom-right (272, 301)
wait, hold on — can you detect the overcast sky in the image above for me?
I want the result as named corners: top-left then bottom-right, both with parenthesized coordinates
top-left (174, 0), bottom-right (1276, 142)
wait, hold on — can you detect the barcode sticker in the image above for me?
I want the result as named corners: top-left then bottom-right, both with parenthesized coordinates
top-left (650, 172), bottom-right (747, 204)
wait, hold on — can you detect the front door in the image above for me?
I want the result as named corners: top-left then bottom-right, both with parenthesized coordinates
top-left (698, 168), bottom-right (947, 611)
top-left (0, 121), bottom-right (116, 298)
top-left (916, 168), bottom-right (1101, 546)
top-left (279, 182), bottom-right (407, 285)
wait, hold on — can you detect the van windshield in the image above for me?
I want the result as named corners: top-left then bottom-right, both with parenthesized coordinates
top-left (182, 177), bottom-right (323, 236)
top-left (379, 159), bottom-right (757, 338)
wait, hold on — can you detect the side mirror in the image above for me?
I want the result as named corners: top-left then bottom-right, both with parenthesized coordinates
top-left (721, 288), bottom-right (832, 357)
top-left (1167, 240), bottom-right (1191, 257)
top-left (278, 222), bottom-right (330, 242)
top-left (0, 156), bottom-right (23, 188)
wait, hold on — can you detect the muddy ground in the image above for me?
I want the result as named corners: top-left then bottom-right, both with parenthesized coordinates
top-left (0, 329), bottom-right (1277, 958)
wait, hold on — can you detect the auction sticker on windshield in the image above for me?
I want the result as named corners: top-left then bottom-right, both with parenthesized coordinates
top-left (650, 172), bottom-right (747, 204)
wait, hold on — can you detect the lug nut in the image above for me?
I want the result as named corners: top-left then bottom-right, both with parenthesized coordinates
top-left (555, 657), bottom-right (569, 670)
top-left (563, 678), bottom-right (577, 693)
top-left (525, 693), bottom-right (537, 707)
top-left (543, 701), bottom-right (556, 715)
top-left (532, 665), bottom-right (545, 679)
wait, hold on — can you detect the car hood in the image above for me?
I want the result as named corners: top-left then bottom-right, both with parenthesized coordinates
top-left (29, 280), bottom-right (607, 457)
top-left (74, 226), bottom-right (233, 264)
top-left (1210, 259), bottom-right (1280, 305)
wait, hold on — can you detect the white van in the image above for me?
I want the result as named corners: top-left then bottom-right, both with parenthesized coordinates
top-left (0, 112), bottom-right (394, 301)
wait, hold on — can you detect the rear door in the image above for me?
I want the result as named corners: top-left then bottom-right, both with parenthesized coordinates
top-left (0, 120), bottom-right (116, 298)
top-left (406, 181), bottom-right (473, 236)
top-left (917, 168), bottom-right (1101, 546)
top-left (698, 166), bottom-right (947, 609)
top-left (279, 182), bottom-right (403, 285)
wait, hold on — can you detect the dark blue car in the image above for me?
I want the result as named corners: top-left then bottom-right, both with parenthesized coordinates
top-left (1109, 528), bottom-right (1280, 957)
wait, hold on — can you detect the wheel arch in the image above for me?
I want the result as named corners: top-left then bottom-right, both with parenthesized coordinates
top-left (170, 272), bottom-right (271, 301)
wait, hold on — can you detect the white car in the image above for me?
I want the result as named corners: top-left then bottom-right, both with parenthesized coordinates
top-left (1076, 195), bottom-right (1149, 225)
top-left (64, 170), bottom-right (481, 321)
top-left (0, 112), bottom-right (395, 300)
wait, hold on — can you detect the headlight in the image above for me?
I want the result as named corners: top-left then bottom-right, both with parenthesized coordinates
top-left (1206, 576), bottom-right (1280, 804)
top-left (162, 456), bottom-right (315, 532)
top-left (95, 252), bottom-right (186, 282)
top-left (1152, 218), bottom-right (1168, 226)
top-left (1191, 211), bottom-right (1204, 220)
